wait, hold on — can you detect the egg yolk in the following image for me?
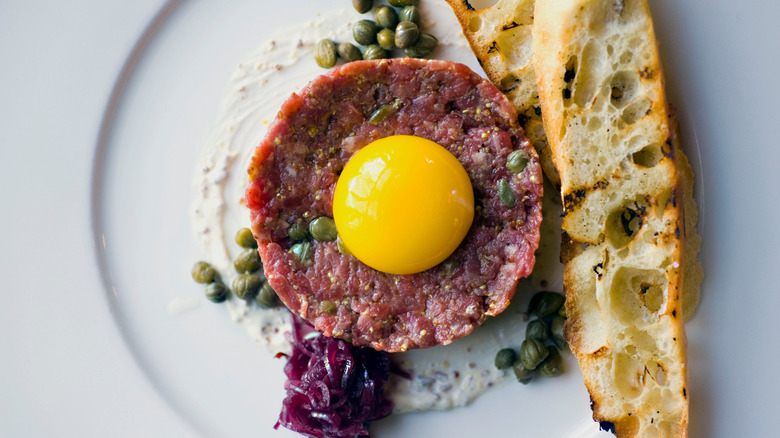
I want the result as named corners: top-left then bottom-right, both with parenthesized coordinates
top-left (333, 135), bottom-right (474, 275)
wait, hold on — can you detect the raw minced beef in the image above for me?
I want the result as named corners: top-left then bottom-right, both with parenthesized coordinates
top-left (246, 58), bottom-right (543, 352)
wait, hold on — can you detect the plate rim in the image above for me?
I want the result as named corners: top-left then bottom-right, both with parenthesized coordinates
top-left (87, 0), bottom-right (204, 434)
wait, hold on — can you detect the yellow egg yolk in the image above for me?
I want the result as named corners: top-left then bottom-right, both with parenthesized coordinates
top-left (333, 135), bottom-right (474, 275)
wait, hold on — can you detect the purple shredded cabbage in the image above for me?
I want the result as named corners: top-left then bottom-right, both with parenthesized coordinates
top-left (275, 315), bottom-right (393, 438)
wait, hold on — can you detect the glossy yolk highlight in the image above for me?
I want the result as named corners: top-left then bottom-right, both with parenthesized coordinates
top-left (333, 135), bottom-right (474, 275)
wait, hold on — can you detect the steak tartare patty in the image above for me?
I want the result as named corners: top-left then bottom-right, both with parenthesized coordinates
top-left (245, 58), bottom-right (542, 352)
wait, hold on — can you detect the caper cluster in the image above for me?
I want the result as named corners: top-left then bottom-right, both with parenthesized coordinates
top-left (288, 216), bottom-right (351, 262)
top-left (497, 150), bottom-right (532, 209)
top-left (314, 0), bottom-right (438, 68)
top-left (190, 228), bottom-right (280, 308)
top-left (494, 291), bottom-right (568, 384)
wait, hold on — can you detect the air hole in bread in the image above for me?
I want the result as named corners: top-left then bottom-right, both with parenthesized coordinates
top-left (620, 50), bottom-right (633, 64)
top-left (573, 42), bottom-right (604, 108)
top-left (588, 116), bottom-right (603, 131)
top-left (610, 71), bottom-right (640, 108)
top-left (611, 0), bottom-right (626, 18)
top-left (626, 327), bottom-right (657, 352)
top-left (659, 189), bottom-right (675, 217)
top-left (564, 56), bottom-right (577, 83)
top-left (613, 352), bottom-right (644, 399)
top-left (632, 143), bottom-right (663, 167)
top-left (609, 267), bottom-right (668, 326)
top-left (467, 0), bottom-right (499, 10)
top-left (641, 228), bottom-right (657, 244)
top-left (605, 201), bottom-right (644, 248)
top-left (589, 0), bottom-right (626, 29)
top-left (640, 276), bottom-right (665, 313)
top-left (498, 72), bottom-right (519, 92)
top-left (468, 16), bottom-right (483, 32)
top-left (621, 97), bottom-right (651, 124)
top-left (562, 56), bottom-right (577, 106)
top-left (650, 362), bottom-right (667, 385)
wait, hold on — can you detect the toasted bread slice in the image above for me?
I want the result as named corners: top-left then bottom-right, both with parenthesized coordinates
top-left (445, 0), bottom-right (560, 186)
top-left (533, 0), bottom-right (689, 436)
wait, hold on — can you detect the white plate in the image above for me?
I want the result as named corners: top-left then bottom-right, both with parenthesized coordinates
top-left (92, 1), bottom-right (608, 436)
top-left (5, 0), bottom-right (779, 436)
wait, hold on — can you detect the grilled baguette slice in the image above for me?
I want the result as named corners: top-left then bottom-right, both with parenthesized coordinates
top-left (445, 0), bottom-right (560, 186)
top-left (533, 0), bottom-right (689, 436)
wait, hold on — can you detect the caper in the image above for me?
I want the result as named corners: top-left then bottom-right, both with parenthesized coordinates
top-left (235, 227), bottom-right (257, 249)
top-left (232, 273), bottom-right (262, 300)
top-left (551, 315), bottom-right (566, 350)
top-left (388, 0), bottom-right (415, 6)
top-left (494, 348), bottom-right (518, 370)
top-left (291, 241), bottom-right (313, 261)
top-left (558, 303), bottom-right (567, 318)
top-left (234, 248), bottom-right (262, 274)
top-left (403, 32), bottom-right (437, 58)
top-left (377, 28), bottom-right (395, 50)
top-left (352, 0), bottom-right (373, 14)
top-left (337, 42), bottom-right (362, 63)
top-left (205, 281), bottom-right (230, 303)
top-left (320, 300), bottom-right (338, 315)
top-left (354, 20), bottom-right (379, 45)
top-left (337, 236), bottom-right (352, 256)
top-left (363, 44), bottom-right (388, 60)
top-left (513, 361), bottom-right (535, 384)
top-left (498, 178), bottom-right (516, 208)
top-left (288, 222), bottom-right (309, 242)
top-left (398, 5), bottom-right (420, 26)
top-left (527, 291), bottom-right (565, 318)
top-left (369, 100), bottom-right (400, 124)
top-left (314, 39), bottom-right (338, 68)
top-left (255, 281), bottom-right (278, 309)
top-left (309, 216), bottom-right (338, 242)
top-left (506, 149), bottom-right (531, 174)
top-left (537, 346), bottom-right (564, 377)
top-left (394, 21), bottom-right (419, 49)
top-left (519, 339), bottom-right (549, 370)
top-left (192, 261), bottom-right (216, 284)
top-left (525, 319), bottom-right (550, 342)
top-left (374, 6), bottom-right (398, 29)
top-left (441, 256), bottom-right (458, 277)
